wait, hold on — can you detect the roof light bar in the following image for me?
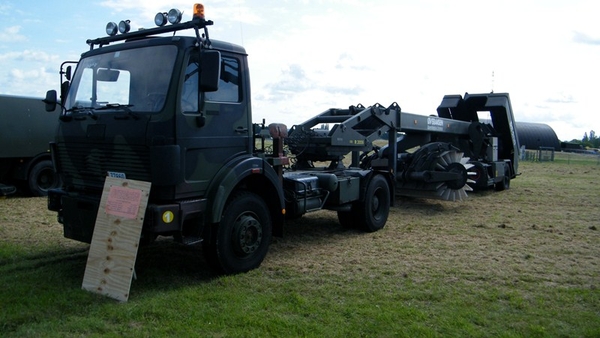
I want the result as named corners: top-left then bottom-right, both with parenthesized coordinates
top-left (95, 4), bottom-right (211, 45)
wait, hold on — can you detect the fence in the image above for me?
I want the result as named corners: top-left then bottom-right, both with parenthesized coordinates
top-left (521, 147), bottom-right (600, 164)
top-left (522, 147), bottom-right (555, 162)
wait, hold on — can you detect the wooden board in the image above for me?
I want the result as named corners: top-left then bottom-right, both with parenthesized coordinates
top-left (82, 177), bottom-right (151, 302)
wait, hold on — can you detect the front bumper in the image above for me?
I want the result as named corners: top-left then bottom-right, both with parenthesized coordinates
top-left (48, 189), bottom-right (207, 244)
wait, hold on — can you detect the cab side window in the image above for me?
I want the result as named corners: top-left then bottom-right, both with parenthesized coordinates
top-left (181, 55), bottom-right (240, 112)
top-left (206, 57), bottom-right (240, 102)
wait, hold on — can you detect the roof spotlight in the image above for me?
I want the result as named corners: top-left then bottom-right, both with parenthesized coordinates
top-left (168, 8), bottom-right (183, 24)
top-left (106, 22), bottom-right (118, 36)
top-left (155, 12), bottom-right (168, 26)
top-left (118, 20), bottom-right (131, 34)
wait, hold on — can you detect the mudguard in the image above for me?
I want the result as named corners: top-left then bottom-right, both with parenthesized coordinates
top-left (205, 155), bottom-right (285, 226)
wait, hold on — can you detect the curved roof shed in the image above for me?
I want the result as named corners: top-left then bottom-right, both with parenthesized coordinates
top-left (515, 122), bottom-right (561, 150)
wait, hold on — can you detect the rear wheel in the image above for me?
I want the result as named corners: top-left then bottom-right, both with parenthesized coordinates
top-left (337, 175), bottom-right (390, 232)
top-left (358, 175), bottom-right (391, 232)
top-left (203, 191), bottom-right (272, 274)
top-left (495, 167), bottom-right (511, 191)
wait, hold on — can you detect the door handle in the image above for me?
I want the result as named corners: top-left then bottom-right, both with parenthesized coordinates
top-left (235, 126), bottom-right (249, 133)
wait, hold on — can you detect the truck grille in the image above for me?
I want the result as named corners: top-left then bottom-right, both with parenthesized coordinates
top-left (55, 142), bottom-right (151, 189)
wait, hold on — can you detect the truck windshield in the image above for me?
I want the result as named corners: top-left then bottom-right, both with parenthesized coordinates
top-left (65, 45), bottom-right (177, 113)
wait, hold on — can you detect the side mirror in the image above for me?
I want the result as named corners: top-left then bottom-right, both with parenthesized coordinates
top-left (44, 90), bottom-right (58, 112)
top-left (60, 81), bottom-right (70, 106)
top-left (65, 65), bottom-right (72, 81)
top-left (200, 50), bottom-right (221, 92)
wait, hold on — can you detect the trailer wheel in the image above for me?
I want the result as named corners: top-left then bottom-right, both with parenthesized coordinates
top-left (495, 167), bottom-right (511, 191)
top-left (203, 191), bottom-right (272, 274)
top-left (356, 175), bottom-right (391, 232)
top-left (28, 160), bottom-right (61, 197)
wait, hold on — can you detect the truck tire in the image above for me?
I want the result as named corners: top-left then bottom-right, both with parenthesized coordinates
top-left (357, 175), bottom-right (390, 232)
top-left (28, 160), bottom-right (61, 197)
top-left (495, 167), bottom-right (511, 191)
top-left (203, 191), bottom-right (272, 274)
top-left (337, 175), bottom-right (390, 232)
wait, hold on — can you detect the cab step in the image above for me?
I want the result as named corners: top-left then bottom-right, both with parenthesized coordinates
top-left (182, 236), bottom-right (203, 246)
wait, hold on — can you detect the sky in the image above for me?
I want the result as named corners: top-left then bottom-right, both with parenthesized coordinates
top-left (1, 0), bottom-right (599, 142)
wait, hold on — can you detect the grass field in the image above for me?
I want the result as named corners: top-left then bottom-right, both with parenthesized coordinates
top-left (1, 152), bottom-right (599, 337)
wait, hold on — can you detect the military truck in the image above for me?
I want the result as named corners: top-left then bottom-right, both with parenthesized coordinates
top-left (0, 94), bottom-right (61, 196)
top-left (44, 4), bottom-right (516, 274)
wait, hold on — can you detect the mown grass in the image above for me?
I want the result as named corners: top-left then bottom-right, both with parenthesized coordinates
top-left (1, 153), bottom-right (599, 337)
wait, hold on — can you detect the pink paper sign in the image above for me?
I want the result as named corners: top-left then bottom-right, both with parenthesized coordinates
top-left (105, 185), bottom-right (143, 219)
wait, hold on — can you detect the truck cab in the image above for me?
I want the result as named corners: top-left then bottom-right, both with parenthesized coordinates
top-left (46, 6), bottom-right (287, 273)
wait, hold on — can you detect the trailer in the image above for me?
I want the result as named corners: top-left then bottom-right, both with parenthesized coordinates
top-left (0, 94), bottom-right (61, 196)
top-left (44, 4), bottom-right (517, 275)
top-left (285, 92), bottom-right (519, 202)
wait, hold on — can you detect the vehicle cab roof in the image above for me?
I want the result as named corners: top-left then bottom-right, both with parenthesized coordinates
top-left (83, 35), bottom-right (246, 57)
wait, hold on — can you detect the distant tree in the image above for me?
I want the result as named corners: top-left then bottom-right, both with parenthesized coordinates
top-left (590, 130), bottom-right (599, 148)
top-left (581, 130), bottom-right (599, 149)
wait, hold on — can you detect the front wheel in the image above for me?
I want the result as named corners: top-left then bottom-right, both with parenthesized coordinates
top-left (203, 191), bottom-right (272, 274)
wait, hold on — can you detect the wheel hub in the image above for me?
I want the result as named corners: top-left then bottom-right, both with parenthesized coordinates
top-left (232, 215), bottom-right (263, 255)
top-left (371, 194), bottom-right (380, 212)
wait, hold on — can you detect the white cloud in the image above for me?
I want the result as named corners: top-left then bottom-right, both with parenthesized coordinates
top-left (0, 66), bottom-right (55, 96)
top-left (0, 49), bottom-right (60, 96)
top-left (0, 50), bottom-right (58, 63)
top-left (573, 32), bottom-right (600, 46)
top-left (0, 3), bottom-right (12, 12)
top-left (0, 26), bottom-right (26, 42)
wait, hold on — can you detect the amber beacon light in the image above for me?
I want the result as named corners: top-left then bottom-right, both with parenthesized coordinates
top-left (193, 3), bottom-right (205, 19)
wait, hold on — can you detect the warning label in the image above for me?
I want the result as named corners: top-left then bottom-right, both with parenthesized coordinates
top-left (105, 185), bottom-right (142, 219)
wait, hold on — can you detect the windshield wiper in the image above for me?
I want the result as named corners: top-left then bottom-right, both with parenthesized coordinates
top-left (96, 103), bottom-right (140, 120)
top-left (95, 103), bottom-right (134, 110)
top-left (65, 106), bottom-right (98, 120)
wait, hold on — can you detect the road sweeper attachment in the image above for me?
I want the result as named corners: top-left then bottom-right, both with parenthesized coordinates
top-left (285, 93), bottom-right (518, 202)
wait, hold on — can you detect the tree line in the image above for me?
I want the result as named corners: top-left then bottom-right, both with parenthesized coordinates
top-left (571, 130), bottom-right (600, 148)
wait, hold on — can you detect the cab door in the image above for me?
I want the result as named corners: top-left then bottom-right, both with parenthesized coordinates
top-left (176, 51), bottom-right (250, 198)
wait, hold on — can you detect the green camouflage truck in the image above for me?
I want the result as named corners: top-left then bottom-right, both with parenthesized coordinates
top-left (44, 4), bottom-right (516, 274)
top-left (0, 94), bottom-right (61, 196)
